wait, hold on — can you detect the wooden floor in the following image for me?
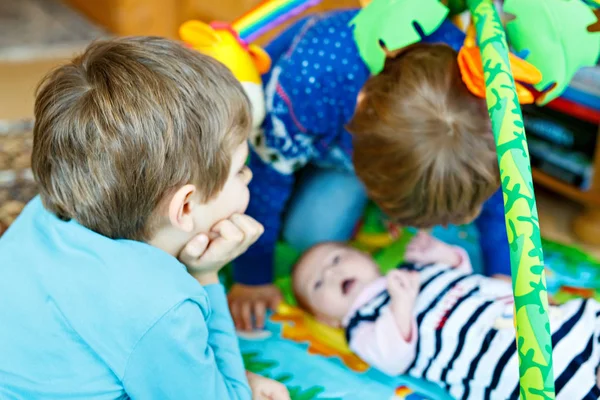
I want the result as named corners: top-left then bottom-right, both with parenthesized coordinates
top-left (0, 0), bottom-right (105, 120)
top-left (0, 0), bottom-right (105, 61)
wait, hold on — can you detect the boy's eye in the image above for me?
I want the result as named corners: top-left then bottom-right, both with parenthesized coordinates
top-left (238, 166), bottom-right (247, 175)
top-left (314, 280), bottom-right (323, 290)
top-left (332, 255), bottom-right (341, 265)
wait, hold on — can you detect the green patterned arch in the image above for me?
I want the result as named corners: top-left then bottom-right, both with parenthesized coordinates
top-left (467, 0), bottom-right (555, 398)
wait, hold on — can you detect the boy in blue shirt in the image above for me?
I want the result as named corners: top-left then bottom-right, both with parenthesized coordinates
top-left (0, 37), bottom-right (288, 400)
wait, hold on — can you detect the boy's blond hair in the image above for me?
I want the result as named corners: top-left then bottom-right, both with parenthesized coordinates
top-left (347, 44), bottom-right (499, 228)
top-left (32, 37), bottom-right (251, 240)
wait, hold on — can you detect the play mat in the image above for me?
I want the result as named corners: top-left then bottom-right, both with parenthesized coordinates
top-left (224, 204), bottom-right (600, 400)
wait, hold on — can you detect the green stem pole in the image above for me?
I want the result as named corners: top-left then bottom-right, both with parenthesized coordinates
top-left (584, 0), bottom-right (600, 8)
top-left (466, 0), bottom-right (556, 398)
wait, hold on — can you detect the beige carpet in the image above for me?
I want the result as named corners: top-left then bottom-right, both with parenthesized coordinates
top-left (0, 0), bottom-right (106, 62)
top-left (0, 0), bottom-right (107, 120)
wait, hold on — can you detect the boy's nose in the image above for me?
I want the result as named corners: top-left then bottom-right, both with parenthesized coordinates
top-left (323, 265), bottom-right (338, 281)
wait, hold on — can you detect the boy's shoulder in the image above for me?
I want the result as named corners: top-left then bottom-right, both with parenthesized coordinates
top-left (0, 197), bottom-right (209, 374)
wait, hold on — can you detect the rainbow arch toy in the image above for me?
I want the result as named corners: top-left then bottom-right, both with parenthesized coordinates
top-left (179, 0), bottom-right (324, 131)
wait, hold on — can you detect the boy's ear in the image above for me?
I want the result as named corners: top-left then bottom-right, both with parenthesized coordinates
top-left (168, 184), bottom-right (197, 232)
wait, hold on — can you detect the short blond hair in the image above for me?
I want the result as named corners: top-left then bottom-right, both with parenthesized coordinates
top-left (32, 36), bottom-right (251, 240)
top-left (348, 44), bottom-right (499, 227)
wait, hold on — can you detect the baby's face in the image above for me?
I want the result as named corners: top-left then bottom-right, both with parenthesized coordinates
top-left (293, 243), bottom-right (381, 326)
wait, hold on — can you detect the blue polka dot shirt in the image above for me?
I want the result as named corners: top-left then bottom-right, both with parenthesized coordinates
top-left (233, 10), bottom-right (510, 285)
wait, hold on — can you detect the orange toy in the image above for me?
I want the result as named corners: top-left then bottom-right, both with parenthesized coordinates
top-left (457, 24), bottom-right (543, 104)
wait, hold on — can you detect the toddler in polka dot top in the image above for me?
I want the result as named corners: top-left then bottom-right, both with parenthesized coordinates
top-left (229, 10), bottom-right (510, 333)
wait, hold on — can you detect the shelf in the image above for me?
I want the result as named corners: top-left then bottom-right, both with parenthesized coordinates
top-left (546, 97), bottom-right (600, 125)
top-left (532, 168), bottom-right (600, 207)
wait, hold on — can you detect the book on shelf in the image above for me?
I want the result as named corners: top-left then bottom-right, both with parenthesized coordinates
top-left (522, 104), bottom-right (598, 157)
top-left (523, 66), bottom-right (599, 191)
top-left (546, 97), bottom-right (600, 125)
top-left (569, 66), bottom-right (600, 102)
top-left (527, 136), bottom-right (594, 191)
top-left (538, 65), bottom-right (600, 125)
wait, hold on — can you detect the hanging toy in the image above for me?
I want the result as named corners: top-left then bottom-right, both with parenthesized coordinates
top-left (457, 23), bottom-right (543, 104)
top-left (180, 0), bottom-right (323, 130)
top-left (351, 0), bottom-right (449, 74)
top-left (504, 0), bottom-right (600, 105)
top-left (233, 0), bottom-right (322, 43)
top-left (180, 20), bottom-right (271, 130)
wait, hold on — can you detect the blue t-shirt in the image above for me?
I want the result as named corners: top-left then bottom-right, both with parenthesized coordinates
top-left (234, 10), bottom-right (509, 284)
top-left (0, 197), bottom-right (251, 400)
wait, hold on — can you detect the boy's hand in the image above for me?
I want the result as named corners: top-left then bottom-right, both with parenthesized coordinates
top-left (404, 232), bottom-right (461, 267)
top-left (387, 269), bottom-right (419, 340)
top-left (228, 284), bottom-right (282, 331)
top-left (179, 214), bottom-right (264, 284)
top-left (247, 371), bottom-right (290, 400)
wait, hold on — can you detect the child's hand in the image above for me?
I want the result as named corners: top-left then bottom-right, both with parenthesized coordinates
top-left (247, 371), bottom-right (290, 400)
top-left (387, 270), bottom-right (420, 306)
top-left (404, 232), bottom-right (461, 267)
top-left (387, 269), bottom-right (419, 340)
top-left (228, 284), bottom-right (283, 331)
top-left (179, 214), bottom-right (264, 284)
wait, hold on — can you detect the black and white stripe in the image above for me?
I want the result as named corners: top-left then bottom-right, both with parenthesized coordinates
top-left (357, 263), bottom-right (600, 399)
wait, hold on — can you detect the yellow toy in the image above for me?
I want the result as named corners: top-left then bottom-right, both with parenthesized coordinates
top-left (180, 0), bottom-right (323, 130)
top-left (179, 20), bottom-right (271, 131)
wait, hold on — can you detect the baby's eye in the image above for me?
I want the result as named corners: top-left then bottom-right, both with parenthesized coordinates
top-left (332, 255), bottom-right (341, 265)
top-left (314, 280), bottom-right (323, 290)
top-left (238, 166), bottom-right (247, 175)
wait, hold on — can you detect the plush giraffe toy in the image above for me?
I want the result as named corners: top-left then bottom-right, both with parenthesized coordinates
top-left (179, 20), bottom-right (272, 132)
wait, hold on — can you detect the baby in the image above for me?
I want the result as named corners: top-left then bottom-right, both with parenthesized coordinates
top-left (292, 233), bottom-right (600, 399)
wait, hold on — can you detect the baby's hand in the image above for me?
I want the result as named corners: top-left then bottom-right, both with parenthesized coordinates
top-left (247, 371), bottom-right (290, 400)
top-left (179, 214), bottom-right (264, 285)
top-left (404, 232), bottom-right (461, 267)
top-left (387, 269), bottom-right (420, 305)
top-left (387, 269), bottom-right (419, 340)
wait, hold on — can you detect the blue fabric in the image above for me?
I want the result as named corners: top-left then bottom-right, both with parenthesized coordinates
top-left (238, 317), bottom-right (451, 400)
top-left (474, 188), bottom-right (510, 276)
top-left (282, 166), bottom-right (369, 251)
top-left (234, 10), bottom-right (510, 285)
top-left (0, 197), bottom-right (251, 400)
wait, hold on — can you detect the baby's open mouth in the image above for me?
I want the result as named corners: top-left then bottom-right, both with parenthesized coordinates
top-left (341, 278), bottom-right (356, 295)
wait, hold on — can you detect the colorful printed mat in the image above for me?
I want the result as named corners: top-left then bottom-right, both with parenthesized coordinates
top-left (231, 204), bottom-right (600, 400)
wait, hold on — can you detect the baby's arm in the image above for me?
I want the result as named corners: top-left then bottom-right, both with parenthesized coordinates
top-left (387, 270), bottom-right (420, 340)
top-left (122, 287), bottom-right (251, 400)
top-left (404, 232), bottom-right (472, 273)
top-left (348, 271), bottom-right (420, 376)
top-left (348, 306), bottom-right (418, 376)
